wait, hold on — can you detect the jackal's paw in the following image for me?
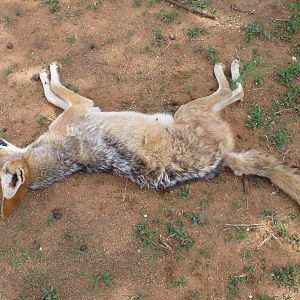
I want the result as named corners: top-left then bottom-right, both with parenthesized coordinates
top-left (39, 70), bottom-right (50, 83)
top-left (50, 62), bottom-right (62, 72)
top-left (231, 59), bottom-right (241, 81)
top-left (214, 62), bottom-right (225, 70)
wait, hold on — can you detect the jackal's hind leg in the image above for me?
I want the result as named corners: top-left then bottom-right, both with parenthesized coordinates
top-left (49, 62), bottom-right (94, 108)
top-left (195, 62), bottom-right (232, 104)
top-left (211, 60), bottom-right (244, 113)
top-left (39, 71), bottom-right (69, 110)
top-left (174, 62), bottom-right (233, 119)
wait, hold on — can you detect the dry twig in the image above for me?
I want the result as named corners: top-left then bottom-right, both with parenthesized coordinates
top-left (257, 233), bottom-right (279, 249)
top-left (120, 53), bottom-right (131, 79)
top-left (165, 0), bottom-right (216, 20)
top-left (122, 180), bottom-right (128, 202)
top-left (225, 223), bottom-right (265, 228)
top-left (231, 4), bottom-right (259, 15)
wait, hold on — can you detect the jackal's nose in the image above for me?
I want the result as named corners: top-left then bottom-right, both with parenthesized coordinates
top-left (0, 139), bottom-right (7, 147)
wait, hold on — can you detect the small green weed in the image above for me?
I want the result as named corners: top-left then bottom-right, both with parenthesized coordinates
top-left (279, 223), bottom-right (289, 237)
top-left (272, 262), bottom-right (300, 286)
top-left (183, 71), bottom-right (191, 79)
top-left (245, 105), bottom-right (265, 130)
top-left (253, 74), bottom-right (265, 86)
top-left (36, 115), bottom-right (52, 127)
top-left (63, 228), bottom-right (72, 240)
top-left (186, 211), bottom-right (209, 226)
top-left (4, 67), bottom-right (13, 77)
top-left (173, 275), bottom-right (187, 287)
top-left (260, 209), bottom-right (277, 225)
top-left (45, 213), bottom-right (55, 225)
top-left (73, 85), bottom-right (79, 93)
top-left (107, 37), bottom-right (115, 44)
top-left (240, 49), bottom-right (266, 82)
top-left (270, 128), bottom-right (290, 149)
top-left (48, 0), bottom-right (60, 14)
top-left (186, 0), bottom-right (211, 10)
top-left (159, 79), bottom-right (170, 92)
top-left (177, 185), bottom-right (190, 199)
top-left (41, 286), bottom-right (58, 300)
top-left (127, 30), bottom-right (135, 41)
top-left (2, 241), bottom-right (33, 266)
top-left (155, 11), bottom-right (180, 23)
top-left (189, 289), bottom-right (200, 299)
top-left (198, 247), bottom-right (210, 257)
top-left (3, 16), bottom-right (13, 26)
top-left (151, 28), bottom-right (165, 46)
top-left (199, 190), bottom-right (212, 207)
top-left (112, 72), bottom-right (121, 81)
top-left (241, 249), bottom-right (251, 259)
top-left (75, 10), bottom-right (82, 17)
top-left (227, 274), bottom-right (246, 299)
top-left (235, 227), bottom-right (249, 242)
top-left (276, 63), bottom-right (300, 88)
top-left (187, 26), bottom-right (207, 39)
top-left (130, 289), bottom-right (143, 299)
top-left (193, 44), bottom-right (218, 64)
top-left (67, 34), bottom-right (76, 44)
top-left (134, 0), bottom-right (142, 6)
top-left (245, 264), bottom-right (254, 273)
top-left (134, 217), bottom-right (157, 248)
top-left (15, 8), bottom-right (23, 16)
top-left (94, 272), bottom-right (112, 289)
top-left (21, 269), bottom-right (48, 289)
top-left (276, 1), bottom-right (300, 42)
top-left (181, 85), bottom-right (195, 94)
top-left (206, 45), bottom-right (218, 64)
top-left (64, 82), bottom-right (71, 89)
top-left (86, 0), bottom-right (102, 10)
top-left (290, 212), bottom-right (297, 220)
top-left (242, 20), bottom-right (272, 42)
top-left (165, 222), bottom-right (195, 250)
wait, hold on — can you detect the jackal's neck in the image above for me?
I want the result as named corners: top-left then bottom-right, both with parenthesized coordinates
top-left (24, 136), bottom-right (82, 190)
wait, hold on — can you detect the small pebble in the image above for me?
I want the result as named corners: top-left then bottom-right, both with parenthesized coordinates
top-left (64, 232), bottom-right (72, 240)
top-left (1, 128), bottom-right (7, 132)
top-left (89, 43), bottom-right (95, 49)
top-left (31, 73), bottom-right (40, 81)
top-left (169, 33), bottom-right (176, 40)
top-left (7, 42), bottom-right (13, 49)
top-left (32, 240), bottom-right (41, 251)
top-left (80, 244), bottom-right (88, 252)
top-left (168, 99), bottom-right (179, 106)
top-left (52, 208), bottom-right (62, 220)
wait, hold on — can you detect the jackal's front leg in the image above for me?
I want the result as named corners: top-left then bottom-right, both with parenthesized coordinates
top-left (49, 62), bottom-right (94, 108)
top-left (39, 71), bottom-right (69, 110)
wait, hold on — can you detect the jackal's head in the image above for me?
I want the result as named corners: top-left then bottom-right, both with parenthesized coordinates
top-left (0, 138), bottom-right (29, 219)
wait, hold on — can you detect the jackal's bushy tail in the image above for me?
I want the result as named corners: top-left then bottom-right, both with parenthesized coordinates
top-left (222, 149), bottom-right (300, 204)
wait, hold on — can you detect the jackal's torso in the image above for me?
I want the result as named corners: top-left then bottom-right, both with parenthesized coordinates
top-left (25, 108), bottom-right (223, 190)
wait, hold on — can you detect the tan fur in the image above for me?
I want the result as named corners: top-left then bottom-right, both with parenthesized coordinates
top-left (0, 60), bottom-right (299, 218)
top-left (221, 149), bottom-right (300, 204)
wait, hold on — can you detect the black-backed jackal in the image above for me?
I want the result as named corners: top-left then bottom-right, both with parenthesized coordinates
top-left (0, 61), bottom-right (299, 218)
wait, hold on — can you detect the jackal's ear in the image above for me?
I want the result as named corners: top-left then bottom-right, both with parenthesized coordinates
top-left (1, 161), bottom-right (28, 219)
